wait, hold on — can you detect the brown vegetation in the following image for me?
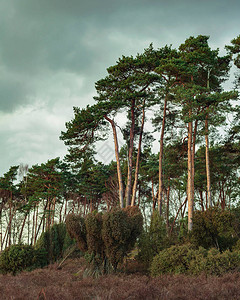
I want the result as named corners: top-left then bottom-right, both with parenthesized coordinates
top-left (1, 258), bottom-right (240, 299)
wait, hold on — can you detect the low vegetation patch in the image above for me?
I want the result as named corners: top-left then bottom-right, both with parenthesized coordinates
top-left (151, 244), bottom-right (240, 277)
top-left (66, 206), bottom-right (143, 275)
top-left (0, 244), bottom-right (48, 275)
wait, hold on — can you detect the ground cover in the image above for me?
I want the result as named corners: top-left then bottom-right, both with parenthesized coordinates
top-left (1, 258), bottom-right (240, 299)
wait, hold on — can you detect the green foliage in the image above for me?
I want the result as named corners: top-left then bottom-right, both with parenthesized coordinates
top-left (102, 206), bottom-right (143, 270)
top-left (123, 206), bottom-right (144, 247)
top-left (65, 214), bottom-right (87, 252)
top-left (36, 223), bottom-right (73, 263)
top-left (203, 248), bottom-right (240, 275)
top-left (138, 210), bottom-right (170, 263)
top-left (150, 244), bottom-right (240, 277)
top-left (150, 244), bottom-right (199, 276)
top-left (85, 212), bottom-right (104, 256)
top-left (190, 208), bottom-right (238, 251)
top-left (101, 209), bottom-right (131, 270)
top-left (0, 244), bottom-right (48, 275)
top-left (66, 207), bottom-right (143, 273)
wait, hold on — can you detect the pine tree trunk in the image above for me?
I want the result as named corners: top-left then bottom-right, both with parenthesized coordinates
top-left (192, 117), bottom-right (198, 207)
top-left (31, 205), bottom-right (36, 245)
top-left (205, 115), bottom-right (212, 207)
top-left (18, 213), bottom-right (28, 243)
top-left (104, 116), bottom-right (124, 208)
top-left (27, 212), bottom-right (30, 244)
top-left (126, 100), bottom-right (135, 206)
top-left (187, 118), bottom-right (194, 231)
top-left (199, 191), bottom-right (204, 211)
top-left (166, 183), bottom-right (170, 233)
top-left (151, 178), bottom-right (156, 210)
top-left (131, 104), bottom-right (145, 206)
top-left (8, 198), bottom-right (12, 246)
top-left (34, 205), bottom-right (39, 245)
top-left (0, 212), bottom-right (2, 251)
top-left (158, 95), bottom-right (167, 216)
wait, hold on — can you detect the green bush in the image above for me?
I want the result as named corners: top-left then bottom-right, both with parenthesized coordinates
top-left (150, 244), bottom-right (240, 277)
top-left (102, 206), bottom-right (143, 270)
top-left (191, 208), bottom-right (238, 251)
top-left (202, 248), bottom-right (240, 275)
top-left (66, 214), bottom-right (87, 252)
top-left (150, 244), bottom-right (200, 276)
top-left (35, 223), bottom-right (74, 263)
top-left (138, 210), bottom-right (170, 264)
top-left (85, 212), bottom-right (104, 256)
top-left (102, 208), bottom-right (131, 270)
top-left (66, 206), bottom-right (143, 273)
top-left (0, 244), bottom-right (48, 275)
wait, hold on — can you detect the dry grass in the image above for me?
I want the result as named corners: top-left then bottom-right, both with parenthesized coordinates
top-left (1, 258), bottom-right (240, 299)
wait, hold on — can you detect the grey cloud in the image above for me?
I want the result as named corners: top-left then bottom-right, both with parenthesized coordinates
top-left (0, 0), bottom-right (239, 174)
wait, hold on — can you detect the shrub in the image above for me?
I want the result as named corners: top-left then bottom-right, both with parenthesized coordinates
top-left (150, 244), bottom-right (240, 277)
top-left (138, 210), bottom-right (169, 264)
top-left (35, 223), bottom-right (74, 263)
top-left (191, 208), bottom-right (238, 251)
top-left (66, 214), bottom-right (87, 252)
top-left (150, 244), bottom-right (199, 276)
top-left (0, 244), bottom-right (48, 275)
top-left (66, 206), bottom-right (143, 273)
top-left (202, 248), bottom-right (240, 275)
top-left (102, 206), bottom-right (143, 270)
top-left (85, 212), bottom-right (104, 257)
top-left (123, 205), bottom-right (143, 246)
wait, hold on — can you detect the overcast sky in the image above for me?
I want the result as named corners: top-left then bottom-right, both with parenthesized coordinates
top-left (0, 0), bottom-right (239, 176)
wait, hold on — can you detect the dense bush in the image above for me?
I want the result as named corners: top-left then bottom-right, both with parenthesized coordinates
top-left (203, 248), bottom-right (240, 275)
top-left (190, 208), bottom-right (238, 251)
top-left (85, 212), bottom-right (104, 256)
top-left (0, 244), bottom-right (48, 275)
top-left (150, 244), bottom-right (240, 277)
top-left (66, 206), bottom-right (143, 273)
top-left (66, 214), bottom-right (87, 252)
top-left (36, 223), bottom-right (74, 263)
top-left (137, 210), bottom-right (170, 264)
top-left (102, 207), bottom-right (142, 270)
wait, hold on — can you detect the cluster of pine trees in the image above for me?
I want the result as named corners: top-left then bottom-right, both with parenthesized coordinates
top-left (0, 35), bottom-right (239, 250)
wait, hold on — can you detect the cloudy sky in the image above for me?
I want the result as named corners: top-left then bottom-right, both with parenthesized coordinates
top-left (0, 0), bottom-right (239, 176)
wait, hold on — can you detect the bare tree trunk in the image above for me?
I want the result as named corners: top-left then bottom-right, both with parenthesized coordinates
top-left (187, 117), bottom-right (194, 231)
top-left (104, 116), bottom-right (124, 208)
top-left (51, 197), bottom-right (56, 226)
top-left (192, 117), bottom-right (198, 205)
top-left (126, 100), bottom-right (135, 206)
top-left (2, 217), bottom-right (11, 249)
top-left (166, 183), bottom-right (170, 233)
top-left (64, 198), bottom-right (68, 220)
top-left (27, 212), bottom-right (30, 244)
top-left (205, 115), bottom-right (212, 207)
top-left (0, 212), bottom-right (2, 251)
top-left (151, 178), bottom-right (156, 211)
top-left (221, 183), bottom-right (226, 210)
top-left (158, 95), bottom-right (168, 216)
top-left (8, 199), bottom-right (12, 247)
top-left (31, 205), bottom-right (36, 245)
top-left (131, 104), bottom-right (145, 206)
top-left (59, 200), bottom-right (64, 223)
top-left (34, 205), bottom-right (39, 245)
top-left (170, 197), bottom-right (188, 236)
top-left (199, 191), bottom-right (204, 211)
top-left (18, 213), bottom-right (28, 243)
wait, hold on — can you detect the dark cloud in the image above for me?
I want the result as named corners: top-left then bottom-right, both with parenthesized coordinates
top-left (0, 0), bottom-right (239, 174)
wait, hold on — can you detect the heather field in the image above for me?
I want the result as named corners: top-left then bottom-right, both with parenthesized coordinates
top-left (0, 259), bottom-right (240, 300)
